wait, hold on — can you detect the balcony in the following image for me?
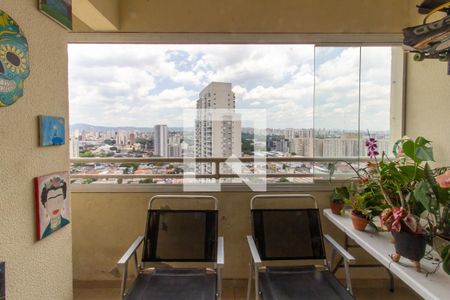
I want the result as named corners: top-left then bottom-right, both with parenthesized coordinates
top-left (2, 1), bottom-right (450, 299)
top-left (70, 156), bottom-right (422, 299)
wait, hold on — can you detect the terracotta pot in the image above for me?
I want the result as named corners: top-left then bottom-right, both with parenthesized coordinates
top-left (330, 202), bottom-right (344, 215)
top-left (351, 212), bottom-right (369, 231)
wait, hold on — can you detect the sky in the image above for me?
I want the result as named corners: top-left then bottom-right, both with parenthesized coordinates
top-left (68, 44), bottom-right (392, 131)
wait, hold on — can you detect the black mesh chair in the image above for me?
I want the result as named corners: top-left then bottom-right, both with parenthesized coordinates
top-left (117, 195), bottom-right (224, 300)
top-left (246, 194), bottom-right (355, 300)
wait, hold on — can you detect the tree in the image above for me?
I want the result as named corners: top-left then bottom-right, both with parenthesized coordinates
top-left (79, 151), bottom-right (95, 157)
top-left (278, 177), bottom-right (290, 183)
top-left (82, 178), bottom-right (97, 184)
top-left (174, 167), bottom-right (184, 174)
top-left (242, 139), bottom-right (254, 155)
top-left (139, 178), bottom-right (154, 184)
top-left (104, 139), bottom-right (116, 145)
top-left (120, 163), bottom-right (140, 173)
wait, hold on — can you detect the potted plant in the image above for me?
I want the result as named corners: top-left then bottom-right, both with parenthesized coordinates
top-left (347, 194), bottom-right (370, 231)
top-left (345, 181), bottom-right (385, 231)
top-left (367, 136), bottom-right (449, 271)
top-left (330, 186), bottom-right (348, 215)
top-left (329, 135), bottom-right (449, 271)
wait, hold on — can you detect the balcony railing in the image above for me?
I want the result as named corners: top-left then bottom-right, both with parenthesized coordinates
top-left (70, 156), bottom-right (368, 184)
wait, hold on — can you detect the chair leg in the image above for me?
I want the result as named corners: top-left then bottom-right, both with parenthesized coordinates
top-left (217, 267), bottom-right (223, 300)
top-left (247, 263), bottom-right (252, 300)
top-left (246, 262), bottom-right (253, 300)
top-left (133, 253), bottom-right (139, 276)
top-left (329, 248), bottom-right (337, 270)
top-left (254, 265), bottom-right (259, 300)
top-left (120, 262), bottom-right (128, 300)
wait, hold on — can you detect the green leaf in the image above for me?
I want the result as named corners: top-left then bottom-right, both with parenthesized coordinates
top-left (438, 187), bottom-right (450, 206)
top-left (423, 163), bottom-right (440, 196)
top-left (405, 191), bottom-right (413, 204)
top-left (416, 146), bottom-right (434, 162)
top-left (442, 244), bottom-right (450, 275)
top-left (402, 140), bottom-right (419, 163)
top-left (414, 137), bottom-right (434, 162)
top-left (415, 136), bottom-right (431, 147)
top-left (414, 180), bottom-right (432, 212)
top-left (399, 165), bottom-right (424, 180)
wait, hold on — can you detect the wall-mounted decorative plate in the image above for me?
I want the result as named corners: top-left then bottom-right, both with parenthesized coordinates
top-left (0, 10), bottom-right (30, 107)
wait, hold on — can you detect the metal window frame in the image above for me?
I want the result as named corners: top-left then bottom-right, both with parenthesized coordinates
top-left (68, 33), bottom-right (406, 193)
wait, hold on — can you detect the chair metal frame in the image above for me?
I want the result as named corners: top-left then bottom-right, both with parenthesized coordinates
top-left (117, 195), bottom-right (224, 299)
top-left (246, 194), bottom-right (355, 300)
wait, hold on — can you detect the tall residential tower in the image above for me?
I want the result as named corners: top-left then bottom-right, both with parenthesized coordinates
top-left (154, 125), bottom-right (168, 156)
top-left (195, 82), bottom-right (241, 162)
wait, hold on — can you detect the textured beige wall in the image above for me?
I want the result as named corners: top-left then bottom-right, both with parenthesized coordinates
top-left (90, 0), bottom-right (120, 28)
top-left (72, 191), bottom-right (389, 282)
top-left (0, 1), bottom-right (72, 299)
top-left (101, 0), bottom-right (415, 33)
top-left (405, 55), bottom-right (450, 167)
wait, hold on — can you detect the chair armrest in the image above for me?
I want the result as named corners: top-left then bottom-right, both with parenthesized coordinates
top-left (117, 235), bottom-right (144, 267)
top-left (217, 236), bottom-right (224, 267)
top-left (324, 234), bottom-right (355, 263)
top-left (246, 235), bottom-right (262, 264)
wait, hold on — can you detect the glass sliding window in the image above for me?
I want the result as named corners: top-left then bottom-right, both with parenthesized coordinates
top-left (313, 47), bottom-right (361, 179)
top-left (360, 47), bottom-right (392, 156)
top-left (313, 46), bottom-right (401, 180)
top-left (68, 44), bottom-right (316, 185)
top-left (68, 44), bottom-right (402, 186)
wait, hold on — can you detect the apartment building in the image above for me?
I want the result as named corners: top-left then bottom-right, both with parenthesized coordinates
top-left (195, 82), bottom-right (242, 159)
top-left (154, 124), bottom-right (168, 156)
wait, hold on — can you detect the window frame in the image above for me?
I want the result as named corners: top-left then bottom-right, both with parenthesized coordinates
top-left (68, 33), bottom-right (405, 193)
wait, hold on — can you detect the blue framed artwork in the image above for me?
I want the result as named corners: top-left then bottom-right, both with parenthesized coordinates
top-left (39, 0), bottom-right (72, 30)
top-left (38, 115), bottom-right (65, 146)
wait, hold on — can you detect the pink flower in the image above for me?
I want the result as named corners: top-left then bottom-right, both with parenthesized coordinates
top-left (436, 171), bottom-right (450, 188)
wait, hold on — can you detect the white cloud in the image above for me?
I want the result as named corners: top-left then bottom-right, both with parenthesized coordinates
top-left (68, 44), bottom-right (392, 130)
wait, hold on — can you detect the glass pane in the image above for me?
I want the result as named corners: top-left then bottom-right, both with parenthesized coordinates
top-left (360, 47), bottom-right (392, 158)
top-left (314, 47), bottom-right (361, 179)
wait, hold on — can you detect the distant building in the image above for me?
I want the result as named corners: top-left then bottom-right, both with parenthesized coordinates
top-left (289, 138), bottom-right (304, 155)
top-left (115, 131), bottom-right (128, 145)
top-left (168, 143), bottom-right (182, 157)
top-left (154, 125), bottom-right (168, 156)
top-left (168, 133), bottom-right (182, 145)
top-left (275, 139), bottom-right (289, 153)
top-left (129, 132), bottom-right (136, 145)
top-left (70, 137), bottom-right (79, 158)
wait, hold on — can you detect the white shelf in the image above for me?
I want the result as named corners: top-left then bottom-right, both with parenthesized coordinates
top-left (324, 209), bottom-right (450, 300)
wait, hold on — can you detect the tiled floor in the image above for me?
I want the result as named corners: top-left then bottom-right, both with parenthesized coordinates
top-left (74, 286), bottom-right (421, 300)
